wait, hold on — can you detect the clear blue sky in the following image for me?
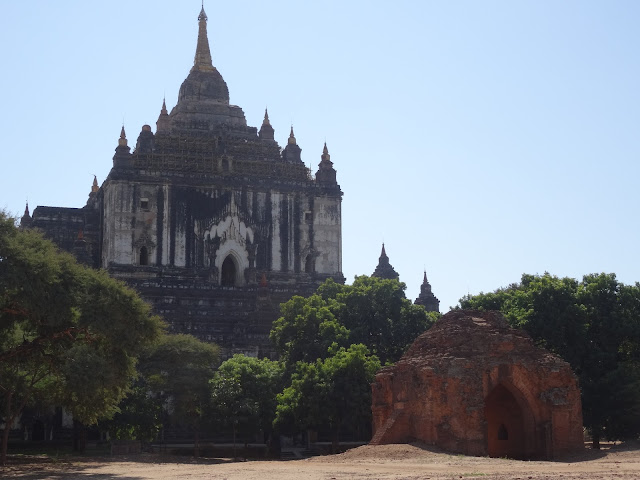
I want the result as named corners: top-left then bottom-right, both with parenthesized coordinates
top-left (2, 1), bottom-right (639, 311)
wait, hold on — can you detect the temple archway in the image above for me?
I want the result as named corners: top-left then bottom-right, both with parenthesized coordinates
top-left (140, 246), bottom-right (149, 266)
top-left (484, 383), bottom-right (530, 459)
top-left (221, 255), bottom-right (237, 286)
top-left (305, 254), bottom-right (314, 273)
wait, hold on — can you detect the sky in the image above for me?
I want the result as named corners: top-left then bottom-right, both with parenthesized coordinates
top-left (1, 1), bottom-right (639, 311)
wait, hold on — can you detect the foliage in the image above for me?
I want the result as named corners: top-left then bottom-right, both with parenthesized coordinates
top-left (274, 344), bottom-right (381, 449)
top-left (0, 212), bottom-right (164, 463)
top-left (460, 272), bottom-right (640, 446)
top-left (271, 294), bottom-right (349, 367)
top-left (210, 355), bottom-right (284, 452)
top-left (140, 333), bottom-right (220, 454)
top-left (271, 276), bottom-right (437, 367)
top-left (100, 380), bottom-right (163, 442)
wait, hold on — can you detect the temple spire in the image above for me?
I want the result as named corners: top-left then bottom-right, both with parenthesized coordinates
top-left (193, 6), bottom-right (214, 72)
top-left (119, 126), bottom-right (128, 147)
top-left (316, 141), bottom-right (337, 185)
top-left (20, 201), bottom-right (32, 229)
top-left (371, 243), bottom-right (399, 280)
top-left (259, 108), bottom-right (275, 140)
top-left (157, 98), bottom-right (170, 133)
top-left (288, 125), bottom-right (297, 145)
top-left (91, 175), bottom-right (99, 193)
top-left (415, 269), bottom-right (440, 313)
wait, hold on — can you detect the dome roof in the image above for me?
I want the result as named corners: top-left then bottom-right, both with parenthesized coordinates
top-left (167, 7), bottom-right (246, 130)
top-left (178, 68), bottom-right (229, 105)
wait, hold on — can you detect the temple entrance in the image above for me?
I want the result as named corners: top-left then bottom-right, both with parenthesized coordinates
top-left (305, 255), bottom-right (314, 273)
top-left (484, 384), bottom-right (529, 459)
top-left (221, 255), bottom-right (237, 286)
top-left (140, 246), bottom-right (148, 266)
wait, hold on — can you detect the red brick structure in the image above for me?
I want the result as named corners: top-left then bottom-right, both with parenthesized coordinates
top-left (371, 310), bottom-right (583, 459)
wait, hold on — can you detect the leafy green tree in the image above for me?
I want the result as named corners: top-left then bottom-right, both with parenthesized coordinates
top-left (100, 380), bottom-right (163, 442)
top-left (141, 334), bottom-right (220, 456)
top-left (210, 355), bottom-right (284, 457)
top-left (460, 272), bottom-right (640, 447)
top-left (271, 294), bottom-right (349, 366)
top-left (274, 344), bottom-right (380, 451)
top-left (271, 276), bottom-right (437, 368)
top-left (0, 212), bottom-right (164, 464)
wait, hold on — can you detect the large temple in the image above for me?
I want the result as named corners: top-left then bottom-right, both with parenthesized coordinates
top-left (21, 7), bottom-right (343, 358)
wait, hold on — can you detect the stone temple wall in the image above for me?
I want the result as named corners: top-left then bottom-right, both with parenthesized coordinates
top-left (371, 310), bottom-right (584, 460)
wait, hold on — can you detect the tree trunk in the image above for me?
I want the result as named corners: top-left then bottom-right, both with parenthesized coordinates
top-left (73, 420), bottom-right (87, 453)
top-left (592, 429), bottom-right (601, 450)
top-left (233, 423), bottom-right (237, 460)
top-left (331, 427), bottom-right (339, 454)
top-left (1, 391), bottom-right (13, 466)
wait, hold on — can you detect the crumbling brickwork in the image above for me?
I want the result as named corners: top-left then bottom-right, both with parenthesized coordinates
top-left (371, 310), bottom-right (583, 459)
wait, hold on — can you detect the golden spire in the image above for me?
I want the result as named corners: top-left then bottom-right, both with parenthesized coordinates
top-left (263, 108), bottom-right (271, 126)
top-left (192, 5), bottom-right (214, 72)
top-left (91, 175), bottom-right (99, 193)
top-left (118, 126), bottom-right (128, 147)
top-left (288, 125), bottom-right (297, 145)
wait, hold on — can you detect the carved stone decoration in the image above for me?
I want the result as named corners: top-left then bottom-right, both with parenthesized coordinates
top-left (133, 231), bottom-right (156, 249)
top-left (203, 215), bottom-right (254, 286)
top-left (25, 7), bottom-right (344, 359)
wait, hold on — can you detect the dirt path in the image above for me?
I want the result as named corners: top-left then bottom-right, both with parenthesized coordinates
top-left (3, 442), bottom-right (639, 479)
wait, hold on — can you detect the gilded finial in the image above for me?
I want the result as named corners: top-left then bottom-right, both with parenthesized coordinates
top-left (263, 108), bottom-right (271, 126)
top-left (193, 5), bottom-right (214, 72)
top-left (91, 175), bottom-right (99, 193)
top-left (288, 125), bottom-right (296, 145)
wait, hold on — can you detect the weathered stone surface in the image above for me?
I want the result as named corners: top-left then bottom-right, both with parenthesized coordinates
top-left (371, 310), bottom-right (583, 459)
top-left (26, 7), bottom-right (343, 358)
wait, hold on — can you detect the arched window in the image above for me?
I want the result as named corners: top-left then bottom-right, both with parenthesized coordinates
top-left (140, 246), bottom-right (148, 266)
top-left (305, 255), bottom-right (314, 273)
top-left (221, 255), bottom-right (237, 286)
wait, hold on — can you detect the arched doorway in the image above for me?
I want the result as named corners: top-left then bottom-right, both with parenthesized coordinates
top-left (484, 384), bottom-right (529, 459)
top-left (221, 255), bottom-right (237, 286)
top-left (140, 246), bottom-right (148, 266)
top-left (305, 255), bottom-right (314, 273)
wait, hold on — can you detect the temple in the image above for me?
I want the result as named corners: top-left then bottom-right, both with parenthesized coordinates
top-left (23, 7), bottom-right (343, 357)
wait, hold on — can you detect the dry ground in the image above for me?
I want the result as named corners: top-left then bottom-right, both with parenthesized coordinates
top-left (3, 442), bottom-right (640, 479)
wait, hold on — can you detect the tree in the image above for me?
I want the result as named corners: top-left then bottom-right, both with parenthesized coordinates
top-left (141, 334), bottom-right (220, 456)
top-left (274, 344), bottom-right (381, 451)
top-left (0, 213), bottom-right (164, 464)
top-left (210, 355), bottom-right (284, 457)
top-left (460, 272), bottom-right (640, 447)
top-left (100, 380), bottom-right (163, 442)
top-left (271, 276), bottom-right (437, 368)
top-left (270, 294), bottom-right (349, 367)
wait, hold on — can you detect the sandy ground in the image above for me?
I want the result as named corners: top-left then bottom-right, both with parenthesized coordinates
top-left (3, 442), bottom-right (640, 479)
